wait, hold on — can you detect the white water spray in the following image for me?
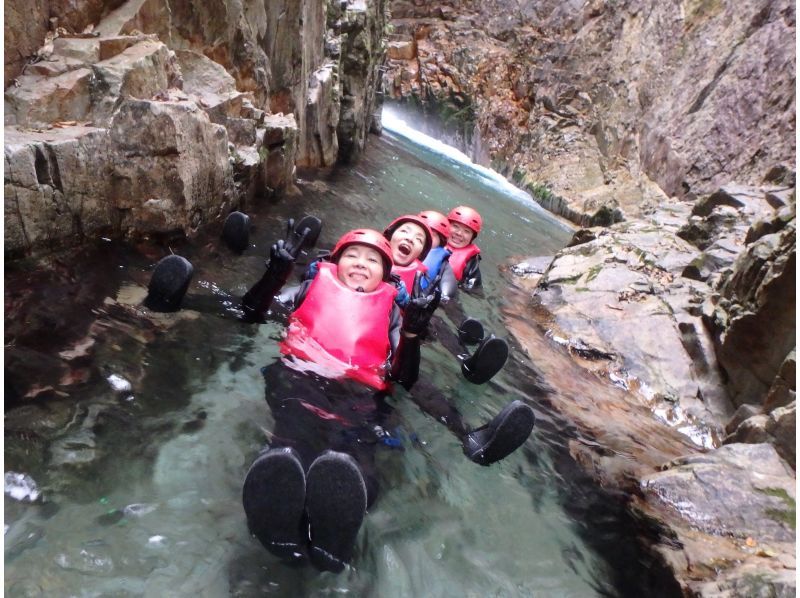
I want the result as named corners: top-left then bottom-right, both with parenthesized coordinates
top-left (381, 107), bottom-right (570, 229)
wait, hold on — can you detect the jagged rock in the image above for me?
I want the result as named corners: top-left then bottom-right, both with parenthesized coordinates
top-left (176, 49), bottom-right (246, 121)
top-left (298, 63), bottom-right (340, 167)
top-left (332, 0), bottom-right (389, 163)
top-left (707, 218), bottom-right (796, 407)
top-left (108, 99), bottom-right (233, 234)
top-left (746, 202), bottom-right (796, 244)
top-left (681, 237), bottom-right (743, 283)
top-left (4, 96), bottom-right (235, 256)
top-left (5, 38), bottom-right (178, 129)
top-left (387, 40), bottom-right (415, 60)
top-left (690, 565), bottom-right (796, 598)
top-left (726, 413), bottom-right (772, 445)
top-left (764, 350), bottom-right (796, 412)
top-left (5, 68), bottom-right (95, 127)
top-left (261, 114), bottom-right (298, 195)
top-left (725, 404), bottom-right (763, 435)
top-left (642, 443), bottom-right (795, 543)
top-left (767, 402), bottom-right (796, 468)
top-left (692, 184), bottom-right (775, 218)
top-left (677, 206), bottom-right (744, 251)
top-left (530, 217), bottom-right (732, 426)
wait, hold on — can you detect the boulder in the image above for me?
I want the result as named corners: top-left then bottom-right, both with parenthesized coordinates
top-left (641, 443), bottom-right (795, 544)
top-left (4, 97), bottom-right (235, 256)
top-left (707, 219), bottom-right (796, 407)
top-left (532, 216), bottom-right (732, 430)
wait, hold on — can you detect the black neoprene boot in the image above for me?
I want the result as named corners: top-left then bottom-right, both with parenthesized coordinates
top-left (305, 451), bottom-right (367, 573)
top-left (222, 211), bottom-right (251, 253)
top-left (461, 335), bottom-right (509, 384)
top-left (293, 215), bottom-right (323, 249)
top-left (145, 255), bottom-right (194, 312)
top-left (457, 318), bottom-right (485, 346)
top-left (242, 447), bottom-right (308, 563)
top-left (463, 400), bottom-right (535, 466)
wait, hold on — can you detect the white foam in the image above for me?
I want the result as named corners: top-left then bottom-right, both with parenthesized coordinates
top-left (5, 471), bottom-right (40, 502)
top-left (107, 373), bottom-right (132, 392)
top-left (382, 107), bottom-right (568, 227)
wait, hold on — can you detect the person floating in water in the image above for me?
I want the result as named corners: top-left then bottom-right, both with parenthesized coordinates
top-left (143, 217), bottom-right (535, 571)
top-left (232, 223), bottom-right (536, 572)
top-left (417, 210), bottom-right (458, 298)
top-left (381, 213), bottom-right (433, 297)
top-left (443, 205), bottom-right (483, 289)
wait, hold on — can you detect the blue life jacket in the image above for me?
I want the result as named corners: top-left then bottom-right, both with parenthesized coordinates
top-left (421, 246), bottom-right (452, 289)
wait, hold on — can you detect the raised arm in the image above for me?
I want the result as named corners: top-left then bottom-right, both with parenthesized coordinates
top-left (390, 271), bottom-right (441, 390)
top-left (241, 218), bottom-right (311, 322)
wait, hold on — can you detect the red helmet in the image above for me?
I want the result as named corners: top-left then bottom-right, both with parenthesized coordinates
top-left (417, 210), bottom-right (451, 243)
top-left (331, 229), bottom-right (394, 280)
top-left (383, 215), bottom-right (433, 260)
top-left (447, 206), bottom-right (482, 237)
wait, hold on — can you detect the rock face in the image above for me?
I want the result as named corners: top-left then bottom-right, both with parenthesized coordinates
top-left (4, 0), bottom-right (388, 258)
top-left (383, 0), bottom-right (796, 226)
top-left (386, 3), bottom-right (795, 592)
top-left (506, 179), bottom-right (795, 593)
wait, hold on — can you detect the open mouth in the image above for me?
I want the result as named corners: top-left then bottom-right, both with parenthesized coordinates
top-left (397, 242), bottom-right (412, 256)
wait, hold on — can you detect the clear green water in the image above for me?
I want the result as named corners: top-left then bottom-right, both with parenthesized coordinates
top-left (5, 121), bottom-right (653, 597)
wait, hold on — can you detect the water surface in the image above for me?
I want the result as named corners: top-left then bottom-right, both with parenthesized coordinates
top-left (6, 116), bottom-right (661, 596)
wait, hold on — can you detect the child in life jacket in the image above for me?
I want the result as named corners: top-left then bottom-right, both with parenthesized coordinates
top-left (382, 213), bottom-right (434, 296)
top-left (418, 210), bottom-right (459, 299)
top-left (444, 205), bottom-right (483, 290)
top-left (238, 225), bottom-right (535, 573)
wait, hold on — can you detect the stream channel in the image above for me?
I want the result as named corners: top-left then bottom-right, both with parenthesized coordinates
top-left (5, 110), bottom-right (675, 597)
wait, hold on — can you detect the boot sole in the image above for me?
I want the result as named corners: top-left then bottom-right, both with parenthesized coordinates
top-left (458, 317), bottom-right (485, 346)
top-left (145, 255), bottom-right (194, 312)
top-left (222, 211), bottom-right (251, 253)
top-left (242, 448), bottom-right (307, 562)
top-left (462, 336), bottom-right (509, 384)
top-left (306, 451), bottom-right (367, 573)
top-left (465, 400), bottom-right (535, 466)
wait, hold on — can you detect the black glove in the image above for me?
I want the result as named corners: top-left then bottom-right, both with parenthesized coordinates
top-left (242, 218), bottom-right (310, 322)
top-left (265, 218), bottom-right (310, 279)
top-left (402, 271), bottom-right (442, 335)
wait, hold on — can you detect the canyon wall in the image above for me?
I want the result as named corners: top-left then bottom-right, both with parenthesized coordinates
top-left (4, 0), bottom-right (388, 258)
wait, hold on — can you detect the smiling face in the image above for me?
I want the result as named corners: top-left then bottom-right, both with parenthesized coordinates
top-left (389, 222), bottom-right (427, 267)
top-left (448, 221), bottom-right (475, 249)
top-left (336, 244), bottom-right (385, 292)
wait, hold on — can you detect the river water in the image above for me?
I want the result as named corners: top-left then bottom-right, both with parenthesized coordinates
top-left (5, 111), bottom-right (668, 596)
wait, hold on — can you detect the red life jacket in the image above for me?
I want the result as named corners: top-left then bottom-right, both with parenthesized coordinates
top-left (445, 243), bottom-right (481, 281)
top-left (392, 260), bottom-right (428, 292)
top-left (280, 262), bottom-right (398, 391)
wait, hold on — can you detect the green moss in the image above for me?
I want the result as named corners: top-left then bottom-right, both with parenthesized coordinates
top-left (585, 264), bottom-right (603, 282)
top-left (757, 487), bottom-right (796, 529)
top-left (552, 273), bottom-right (582, 285)
top-left (527, 182), bottom-right (556, 205)
top-left (685, 0), bottom-right (723, 26)
top-left (258, 146), bottom-right (268, 161)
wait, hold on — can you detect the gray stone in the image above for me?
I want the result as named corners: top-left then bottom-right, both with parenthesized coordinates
top-left (725, 404), bottom-right (763, 435)
top-left (710, 223), bottom-right (796, 408)
top-left (764, 350), bottom-right (797, 412)
top-left (766, 402), bottom-right (796, 469)
top-left (642, 443), bottom-right (795, 543)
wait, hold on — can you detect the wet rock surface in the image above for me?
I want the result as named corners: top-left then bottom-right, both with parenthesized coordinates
top-left (5, 0), bottom-right (388, 258)
top-left (503, 181), bottom-right (796, 594)
top-left (383, 0), bottom-right (795, 227)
